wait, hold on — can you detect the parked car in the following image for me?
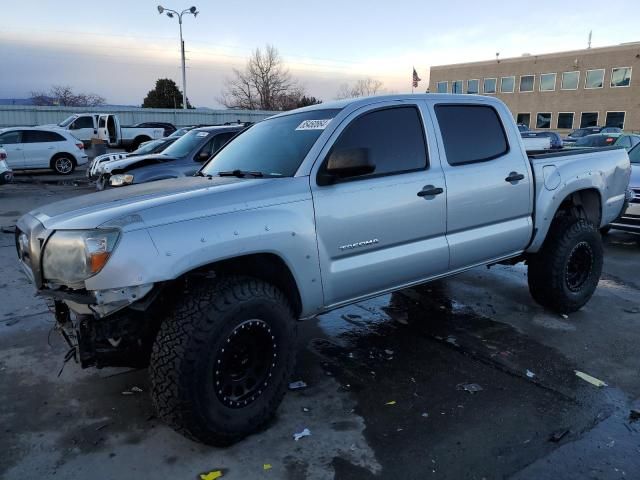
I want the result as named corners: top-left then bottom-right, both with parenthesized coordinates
top-left (609, 142), bottom-right (640, 235)
top-left (133, 122), bottom-right (176, 137)
top-left (564, 126), bottom-right (622, 143)
top-left (0, 127), bottom-right (88, 174)
top-left (572, 133), bottom-right (640, 150)
top-left (15, 94), bottom-right (630, 446)
top-left (94, 125), bottom-right (243, 189)
top-left (0, 147), bottom-right (13, 184)
top-left (51, 113), bottom-right (165, 151)
top-left (87, 137), bottom-right (178, 181)
top-left (521, 131), bottom-right (563, 149)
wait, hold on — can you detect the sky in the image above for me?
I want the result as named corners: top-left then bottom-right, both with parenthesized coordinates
top-left (1, 0), bottom-right (639, 108)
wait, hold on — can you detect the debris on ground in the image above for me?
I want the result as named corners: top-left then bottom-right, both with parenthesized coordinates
top-left (561, 314), bottom-right (568, 319)
top-left (446, 336), bottom-right (459, 346)
top-left (623, 307), bottom-right (640, 314)
top-left (302, 407), bottom-right (310, 413)
top-left (421, 412), bottom-right (429, 418)
top-left (549, 429), bottom-right (569, 443)
top-left (384, 349), bottom-right (394, 356)
top-left (526, 370), bottom-right (536, 379)
top-left (263, 464), bottom-right (272, 470)
top-left (130, 386), bottom-right (143, 393)
top-left (288, 380), bottom-right (308, 391)
top-left (95, 423), bottom-right (112, 431)
top-left (121, 391), bottom-right (134, 396)
top-left (199, 470), bottom-right (223, 480)
top-left (456, 383), bottom-right (483, 394)
top-left (629, 409), bottom-right (640, 422)
top-left (575, 370), bottom-right (608, 388)
top-left (293, 428), bottom-right (311, 441)
top-left (385, 400), bottom-right (396, 405)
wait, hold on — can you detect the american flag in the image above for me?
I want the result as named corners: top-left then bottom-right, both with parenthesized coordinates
top-left (412, 68), bottom-right (421, 88)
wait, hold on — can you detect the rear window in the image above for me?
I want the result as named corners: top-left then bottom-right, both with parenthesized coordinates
top-left (435, 105), bottom-right (509, 165)
top-left (24, 130), bottom-right (66, 143)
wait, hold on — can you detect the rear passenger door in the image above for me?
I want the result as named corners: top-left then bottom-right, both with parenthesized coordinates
top-left (0, 130), bottom-right (25, 168)
top-left (22, 130), bottom-right (63, 168)
top-left (432, 102), bottom-right (533, 269)
top-left (311, 103), bottom-right (449, 307)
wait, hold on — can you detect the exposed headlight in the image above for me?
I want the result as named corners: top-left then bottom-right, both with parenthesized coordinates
top-left (42, 229), bottom-right (120, 285)
top-left (109, 174), bottom-right (134, 187)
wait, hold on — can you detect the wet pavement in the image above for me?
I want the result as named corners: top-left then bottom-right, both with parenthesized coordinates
top-left (1, 182), bottom-right (640, 479)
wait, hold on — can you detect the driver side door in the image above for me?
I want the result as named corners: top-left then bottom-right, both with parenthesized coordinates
top-left (0, 130), bottom-right (25, 168)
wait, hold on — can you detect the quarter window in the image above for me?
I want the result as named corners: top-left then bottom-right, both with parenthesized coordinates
top-left (483, 78), bottom-right (497, 94)
top-left (561, 71), bottom-right (580, 90)
top-left (516, 113), bottom-right (531, 128)
top-left (436, 81), bottom-right (448, 93)
top-left (520, 75), bottom-right (535, 92)
top-left (327, 107), bottom-right (428, 178)
top-left (452, 80), bottom-right (463, 94)
top-left (605, 111), bottom-right (625, 129)
top-left (580, 112), bottom-right (599, 128)
top-left (585, 69), bottom-right (605, 89)
top-left (435, 105), bottom-right (508, 166)
top-left (557, 112), bottom-right (574, 129)
top-left (0, 130), bottom-right (22, 145)
top-left (611, 67), bottom-right (632, 87)
top-left (536, 113), bottom-right (552, 129)
top-left (539, 73), bottom-right (556, 91)
top-left (467, 79), bottom-right (479, 94)
top-left (23, 130), bottom-right (66, 143)
top-left (500, 76), bottom-right (515, 93)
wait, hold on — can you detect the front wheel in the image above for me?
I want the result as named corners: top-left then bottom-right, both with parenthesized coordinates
top-left (149, 276), bottom-right (296, 445)
top-left (528, 218), bottom-right (603, 313)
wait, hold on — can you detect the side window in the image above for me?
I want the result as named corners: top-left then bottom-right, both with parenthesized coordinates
top-left (0, 131), bottom-right (22, 145)
top-left (73, 116), bottom-right (94, 129)
top-left (325, 106), bottom-right (428, 179)
top-left (435, 104), bottom-right (508, 166)
top-left (617, 136), bottom-right (632, 148)
top-left (631, 137), bottom-right (640, 148)
top-left (24, 130), bottom-right (66, 143)
top-left (98, 117), bottom-right (106, 128)
top-left (212, 132), bottom-right (236, 153)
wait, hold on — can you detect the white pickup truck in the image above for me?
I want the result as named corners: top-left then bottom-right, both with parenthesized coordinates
top-left (51, 114), bottom-right (165, 151)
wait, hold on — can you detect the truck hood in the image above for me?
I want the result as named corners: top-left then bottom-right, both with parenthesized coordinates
top-left (28, 176), bottom-right (310, 231)
top-left (100, 153), bottom-right (176, 174)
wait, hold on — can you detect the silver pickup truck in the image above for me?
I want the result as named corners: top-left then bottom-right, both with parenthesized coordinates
top-left (15, 95), bottom-right (631, 445)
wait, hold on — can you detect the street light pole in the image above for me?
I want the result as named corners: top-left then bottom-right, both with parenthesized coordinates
top-left (157, 5), bottom-right (199, 110)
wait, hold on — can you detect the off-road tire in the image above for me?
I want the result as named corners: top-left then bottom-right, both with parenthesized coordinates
top-left (149, 275), bottom-right (296, 445)
top-left (50, 154), bottom-right (76, 175)
top-left (528, 218), bottom-right (603, 313)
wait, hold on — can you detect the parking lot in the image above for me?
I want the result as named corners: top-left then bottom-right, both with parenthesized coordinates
top-left (1, 174), bottom-right (639, 480)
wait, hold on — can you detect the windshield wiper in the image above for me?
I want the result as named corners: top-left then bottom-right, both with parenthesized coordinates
top-left (218, 169), bottom-right (264, 178)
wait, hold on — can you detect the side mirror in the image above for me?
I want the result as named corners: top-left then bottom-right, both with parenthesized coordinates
top-left (319, 147), bottom-right (375, 185)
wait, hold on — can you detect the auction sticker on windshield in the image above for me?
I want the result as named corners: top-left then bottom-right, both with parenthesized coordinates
top-left (196, 132), bottom-right (210, 137)
top-left (296, 119), bottom-right (332, 131)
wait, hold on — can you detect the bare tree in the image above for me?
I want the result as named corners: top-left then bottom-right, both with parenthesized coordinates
top-left (221, 45), bottom-right (314, 111)
top-left (335, 78), bottom-right (385, 99)
top-left (30, 85), bottom-right (106, 107)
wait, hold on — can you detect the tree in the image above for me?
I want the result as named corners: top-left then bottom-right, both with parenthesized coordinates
top-left (335, 78), bottom-right (385, 99)
top-left (142, 78), bottom-right (193, 109)
top-left (221, 45), bottom-right (317, 111)
top-left (30, 85), bottom-right (106, 106)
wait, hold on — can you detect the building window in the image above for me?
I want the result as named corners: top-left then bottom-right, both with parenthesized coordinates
top-left (516, 113), bottom-right (531, 128)
top-left (585, 69), bottom-right (605, 89)
top-left (452, 80), bottom-right (463, 94)
top-left (520, 75), bottom-right (535, 92)
top-left (557, 112), bottom-right (574, 129)
top-left (610, 67), bottom-right (632, 88)
top-left (483, 78), bottom-right (497, 94)
top-left (605, 111), bottom-right (625, 129)
top-left (580, 112), bottom-right (599, 127)
top-left (561, 71), bottom-right (580, 90)
top-left (501, 76), bottom-right (515, 93)
top-left (539, 73), bottom-right (556, 91)
top-left (436, 81), bottom-right (448, 93)
top-left (536, 113), bottom-right (552, 128)
top-left (467, 79), bottom-right (479, 94)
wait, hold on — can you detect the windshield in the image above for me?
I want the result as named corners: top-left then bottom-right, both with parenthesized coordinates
top-left (133, 139), bottom-right (163, 155)
top-left (629, 144), bottom-right (640, 164)
top-left (161, 129), bottom-right (209, 157)
top-left (58, 115), bottom-right (78, 127)
top-left (202, 109), bottom-right (341, 177)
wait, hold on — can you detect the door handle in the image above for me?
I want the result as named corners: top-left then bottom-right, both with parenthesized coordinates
top-left (417, 186), bottom-right (444, 197)
top-left (505, 172), bottom-right (525, 182)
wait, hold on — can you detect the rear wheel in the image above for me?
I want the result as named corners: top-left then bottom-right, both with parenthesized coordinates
top-left (528, 218), bottom-right (603, 313)
top-left (149, 275), bottom-right (296, 445)
top-left (51, 155), bottom-right (75, 175)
